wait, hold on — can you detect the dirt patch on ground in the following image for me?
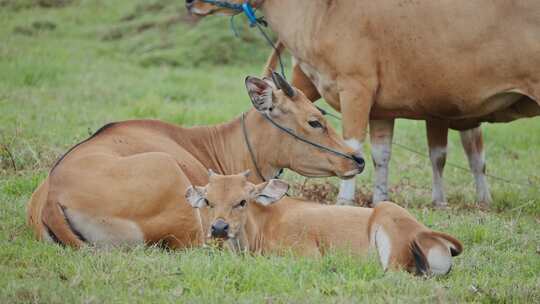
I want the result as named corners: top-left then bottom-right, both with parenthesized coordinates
top-left (13, 21), bottom-right (57, 36)
top-left (291, 179), bottom-right (371, 207)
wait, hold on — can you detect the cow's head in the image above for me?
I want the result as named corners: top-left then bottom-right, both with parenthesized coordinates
top-left (185, 170), bottom-right (288, 251)
top-left (185, 0), bottom-right (249, 17)
top-left (244, 73), bottom-right (364, 178)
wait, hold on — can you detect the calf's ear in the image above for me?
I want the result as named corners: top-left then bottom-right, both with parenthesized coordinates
top-left (245, 76), bottom-right (276, 113)
top-left (253, 179), bottom-right (289, 206)
top-left (185, 186), bottom-right (207, 208)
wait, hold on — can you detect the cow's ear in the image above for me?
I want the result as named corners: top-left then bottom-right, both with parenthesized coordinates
top-left (252, 179), bottom-right (289, 206)
top-left (245, 76), bottom-right (276, 113)
top-left (185, 186), bottom-right (207, 208)
top-left (429, 231), bottom-right (463, 257)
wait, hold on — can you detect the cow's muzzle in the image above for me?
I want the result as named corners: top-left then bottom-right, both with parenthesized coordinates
top-left (211, 219), bottom-right (229, 239)
top-left (352, 155), bottom-right (365, 172)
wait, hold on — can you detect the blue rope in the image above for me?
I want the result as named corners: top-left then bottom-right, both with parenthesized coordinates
top-left (200, 0), bottom-right (286, 78)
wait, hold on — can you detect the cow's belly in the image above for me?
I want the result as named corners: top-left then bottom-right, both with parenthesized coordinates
top-left (299, 61), bottom-right (537, 121)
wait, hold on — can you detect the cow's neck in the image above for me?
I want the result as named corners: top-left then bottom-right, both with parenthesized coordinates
top-left (260, 0), bottom-right (318, 60)
top-left (241, 202), bottom-right (274, 253)
top-left (179, 110), bottom-right (282, 183)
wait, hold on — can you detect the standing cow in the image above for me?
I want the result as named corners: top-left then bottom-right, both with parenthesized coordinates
top-left (187, 0), bottom-right (540, 205)
top-left (264, 42), bottom-right (492, 207)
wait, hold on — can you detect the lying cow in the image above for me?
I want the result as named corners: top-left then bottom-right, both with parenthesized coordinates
top-left (186, 171), bottom-right (463, 275)
top-left (187, 0), bottom-right (540, 207)
top-left (264, 42), bottom-right (492, 206)
top-left (27, 73), bottom-right (364, 248)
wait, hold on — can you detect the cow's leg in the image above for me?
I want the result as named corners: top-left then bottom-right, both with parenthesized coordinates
top-left (459, 127), bottom-right (492, 204)
top-left (370, 119), bottom-right (395, 205)
top-left (291, 63), bottom-right (321, 102)
top-left (426, 120), bottom-right (449, 207)
top-left (336, 82), bottom-right (375, 205)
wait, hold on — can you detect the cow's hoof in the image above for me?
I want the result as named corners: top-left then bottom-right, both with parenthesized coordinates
top-left (336, 198), bottom-right (355, 206)
top-left (433, 201), bottom-right (449, 209)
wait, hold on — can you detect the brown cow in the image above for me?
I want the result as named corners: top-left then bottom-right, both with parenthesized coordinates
top-left (186, 171), bottom-right (463, 275)
top-left (186, 0), bottom-right (540, 206)
top-left (264, 42), bottom-right (493, 207)
top-left (26, 74), bottom-right (363, 248)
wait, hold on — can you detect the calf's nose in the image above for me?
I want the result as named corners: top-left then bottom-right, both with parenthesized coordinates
top-left (211, 219), bottom-right (229, 238)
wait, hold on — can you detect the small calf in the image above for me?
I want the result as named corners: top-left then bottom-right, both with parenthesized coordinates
top-left (186, 171), bottom-right (463, 275)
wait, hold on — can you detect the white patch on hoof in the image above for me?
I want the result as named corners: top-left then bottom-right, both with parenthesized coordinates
top-left (345, 138), bottom-right (362, 152)
top-left (337, 178), bottom-right (356, 205)
top-left (374, 226), bottom-right (391, 270)
top-left (427, 246), bottom-right (452, 275)
top-left (42, 230), bottom-right (54, 243)
top-left (64, 208), bottom-right (144, 247)
top-left (429, 147), bottom-right (447, 204)
top-left (371, 142), bottom-right (392, 203)
top-left (338, 139), bottom-right (363, 204)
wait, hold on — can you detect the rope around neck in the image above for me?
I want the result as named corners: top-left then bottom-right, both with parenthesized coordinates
top-left (241, 112), bottom-right (267, 182)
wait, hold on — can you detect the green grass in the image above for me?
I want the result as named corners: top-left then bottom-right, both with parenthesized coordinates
top-left (1, 1), bottom-right (539, 303)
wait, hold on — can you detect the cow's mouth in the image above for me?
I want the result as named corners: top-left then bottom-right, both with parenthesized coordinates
top-left (338, 169), bottom-right (361, 179)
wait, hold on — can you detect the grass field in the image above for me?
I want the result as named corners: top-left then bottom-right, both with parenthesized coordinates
top-left (1, 1), bottom-right (539, 303)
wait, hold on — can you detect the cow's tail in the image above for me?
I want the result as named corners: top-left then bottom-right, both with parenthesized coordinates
top-left (262, 40), bottom-right (286, 77)
top-left (41, 195), bottom-right (85, 248)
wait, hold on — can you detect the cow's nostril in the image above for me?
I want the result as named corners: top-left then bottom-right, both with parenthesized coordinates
top-left (211, 220), bottom-right (229, 238)
top-left (352, 155), bottom-right (365, 170)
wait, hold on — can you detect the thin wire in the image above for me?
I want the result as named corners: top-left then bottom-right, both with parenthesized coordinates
top-left (391, 141), bottom-right (537, 189)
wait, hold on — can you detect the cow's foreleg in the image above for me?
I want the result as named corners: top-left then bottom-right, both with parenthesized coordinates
top-left (426, 120), bottom-right (449, 207)
top-left (460, 127), bottom-right (492, 204)
top-left (291, 63), bottom-right (321, 102)
top-left (336, 83), bottom-right (375, 205)
top-left (370, 119), bottom-right (395, 205)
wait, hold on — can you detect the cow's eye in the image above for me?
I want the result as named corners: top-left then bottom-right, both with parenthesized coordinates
top-left (308, 120), bottom-right (324, 129)
top-left (235, 200), bottom-right (247, 208)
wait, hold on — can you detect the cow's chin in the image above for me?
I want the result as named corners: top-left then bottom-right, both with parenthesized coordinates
top-left (337, 169), bottom-right (360, 179)
top-left (226, 237), bottom-right (243, 253)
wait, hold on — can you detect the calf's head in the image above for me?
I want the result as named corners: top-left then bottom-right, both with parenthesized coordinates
top-left (244, 73), bottom-right (364, 178)
top-left (186, 170), bottom-right (288, 250)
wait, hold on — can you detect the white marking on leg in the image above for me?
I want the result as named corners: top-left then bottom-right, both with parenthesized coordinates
top-left (371, 142), bottom-right (391, 203)
top-left (64, 208), bottom-right (144, 247)
top-left (460, 129), bottom-right (492, 204)
top-left (427, 246), bottom-right (452, 275)
top-left (429, 146), bottom-right (447, 205)
top-left (373, 226), bottom-right (391, 271)
top-left (337, 139), bottom-right (363, 205)
top-left (42, 230), bottom-right (54, 243)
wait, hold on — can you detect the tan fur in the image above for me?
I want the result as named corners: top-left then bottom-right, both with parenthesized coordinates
top-left (189, 173), bottom-right (463, 275)
top-left (27, 79), bottom-right (362, 248)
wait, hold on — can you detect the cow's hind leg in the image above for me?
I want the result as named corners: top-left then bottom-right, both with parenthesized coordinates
top-left (426, 120), bottom-right (449, 207)
top-left (460, 126), bottom-right (492, 205)
top-left (370, 119), bottom-right (395, 205)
